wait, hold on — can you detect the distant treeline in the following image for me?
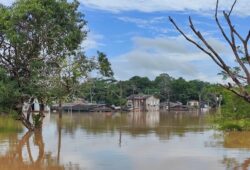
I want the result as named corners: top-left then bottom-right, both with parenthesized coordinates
top-left (78, 73), bottom-right (219, 106)
top-left (0, 70), bottom-right (219, 110)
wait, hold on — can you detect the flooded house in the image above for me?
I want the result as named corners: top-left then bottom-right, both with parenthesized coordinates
top-left (187, 100), bottom-right (199, 108)
top-left (160, 101), bottom-right (189, 111)
top-left (126, 94), bottom-right (160, 112)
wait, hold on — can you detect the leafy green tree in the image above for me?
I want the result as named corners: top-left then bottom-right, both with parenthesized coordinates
top-left (49, 51), bottom-right (113, 111)
top-left (97, 52), bottom-right (114, 77)
top-left (79, 78), bottom-right (125, 106)
top-left (154, 73), bottom-right (173, 101)
top-left (0, 0), bottom-right (113, 130)
top-left (0, 68), bottom-right (20, 111)
top-left (187, 80), bottom-right (210, 102)
top-left (206, 85), bottom-right (250, 119)
top-left (126, 76), bottom-right (152, 94)
top-left (170, 78), bottom-right (190, 104)
top-left (0, 0), bottom-right (86, 99)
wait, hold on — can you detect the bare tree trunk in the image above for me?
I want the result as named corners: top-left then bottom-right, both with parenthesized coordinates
top-left (59, 99), bottom-right (62, 118)
top-left (57, 117), bottom-right (62, 164)
top-left (19, 105), bottom-right (34, 131)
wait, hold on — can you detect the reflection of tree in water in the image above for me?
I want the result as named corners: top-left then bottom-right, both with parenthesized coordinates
top-left (210, 132), bottom-right (250, 170)
top-left (221, 157), bottom-right (239, 170)
top-left (156, 112), bottom-right (207, 140)
top-left (0, 130), bottom-right (64, 170)
top-left (212, 132), bottom-right (250, 150)
top-left (56, 111), bottom-right (208, 141)
top-left (223, 132), bottom-right (250, 170)
top-left (223, 132), bottom-right (250, 149)
top-left (222, 157), bottom-right (250, 170)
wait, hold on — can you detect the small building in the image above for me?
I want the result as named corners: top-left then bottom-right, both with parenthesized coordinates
top-left (170, 104), bottom-right (189, 111)
top-left (160, 101), bottom-right (185, 111)
top-left (127, 94), bottom-right (160, 112)
top-left (187, 100), bottom-right (199, 108)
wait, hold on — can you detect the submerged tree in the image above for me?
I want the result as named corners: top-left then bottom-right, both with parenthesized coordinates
top-left (0, 0), bottom-right (113, 130)
top-left (169, 0), bottom-right (250, 103)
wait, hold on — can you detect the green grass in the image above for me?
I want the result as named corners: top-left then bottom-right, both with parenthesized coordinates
top-left (0, 116), bottom-right (23, 133)
top-left (214, 117), bottom-right (250, 131)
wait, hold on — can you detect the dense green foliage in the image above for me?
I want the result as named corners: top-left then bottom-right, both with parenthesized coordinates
top-left (0, 68), bottom-right (20, 109)
top-left (206, 85), bottom-right (250, 131)
top-left (205, 85), bottom-right (250, 119)
top-left (79, 73), bottom-right (211, 106)
top-left (0, 0), bottom-right (113, 113)
top-left (0, 0), bottom-right (86, 97)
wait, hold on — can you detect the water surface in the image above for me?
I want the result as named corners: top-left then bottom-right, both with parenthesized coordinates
top-left (0, 112), bottom-right (250, 170)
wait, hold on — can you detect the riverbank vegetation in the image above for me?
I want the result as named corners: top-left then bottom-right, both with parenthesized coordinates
top-left (203, 85), bottom-right (250, 131)
top-left (208, 86), bottom-right (250, 131)
top-left (79, 74), bottom-right (212, 106)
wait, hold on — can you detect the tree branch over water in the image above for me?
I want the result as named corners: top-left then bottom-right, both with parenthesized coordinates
top-left (169, 0), bottom-right (250, 103)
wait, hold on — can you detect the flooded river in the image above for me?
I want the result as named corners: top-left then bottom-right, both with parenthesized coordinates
top-left (0, 112), bottom-right (250, 170)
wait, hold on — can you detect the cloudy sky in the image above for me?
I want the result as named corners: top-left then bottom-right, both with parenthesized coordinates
top-left (2, 0), bottom-right (250, 83)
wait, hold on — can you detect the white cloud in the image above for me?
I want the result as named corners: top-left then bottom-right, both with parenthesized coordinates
top-left (81, 32), bottom-right (104, 50)
top-left (117, 16), bottom-right (170, 34)
top-left (80, 0), bottom-right (250, 16)
top-left (111, 36), bottom-right (229, 83)
top-left (2, 0), bottom-right (249, 16)
top-left (118, 17), bottom-right (166, 26)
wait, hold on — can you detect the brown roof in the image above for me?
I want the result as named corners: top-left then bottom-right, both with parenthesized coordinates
top-left (127, 94), bottom-right (156, 100)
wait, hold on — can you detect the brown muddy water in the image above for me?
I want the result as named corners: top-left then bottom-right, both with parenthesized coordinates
top-left (0, 112), bottom-right (249, 170)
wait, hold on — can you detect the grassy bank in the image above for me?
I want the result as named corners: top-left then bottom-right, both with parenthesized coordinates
top-left (0, 116), bottom-right (23, 133)
top-left (214, 117), bottom-right (250, 131)
top-left (208, 86), bottom-right (250, 131)
top-left (0, 108), bottom-right (22, 133)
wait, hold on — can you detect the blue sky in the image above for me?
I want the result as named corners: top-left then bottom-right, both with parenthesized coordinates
top-left (2, 0), bottom-right (250, 83)
top-left (78, 0), bottom-right (250, 83)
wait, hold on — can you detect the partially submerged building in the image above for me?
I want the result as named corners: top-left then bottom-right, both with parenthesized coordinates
top-left (160, 101), bottom-right (189, 111)
top-left (126, 95), bottom-right (160, 112)
top-left (187, 100), bottom-right (199, 108)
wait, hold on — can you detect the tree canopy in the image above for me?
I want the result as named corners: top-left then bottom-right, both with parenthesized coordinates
top-left (79, 74), bottom-right (211, 106)
top-left (0, 0), bottom-right (113, 130)
top-left (0, 0), bottom-right (86, 99)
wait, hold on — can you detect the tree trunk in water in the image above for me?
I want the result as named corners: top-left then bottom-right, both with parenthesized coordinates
top-left (198, 93), bottom-right (202, 114)
top-left (57, 117), bottom-right (62, 164)
top-left (19, 102), bottom-right (44, 131)
top-left (19, 104), bottom-right (34, 131)
top-left (59, 100), bottom-right (62, 118)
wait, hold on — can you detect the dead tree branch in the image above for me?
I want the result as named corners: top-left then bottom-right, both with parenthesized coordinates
top-left (169, 0), bottom-right (250, 102)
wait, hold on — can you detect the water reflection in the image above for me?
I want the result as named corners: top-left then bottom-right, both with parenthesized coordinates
top-left (0, 130), bottom-right (63, 170)
top-left (222, 157), bottom-right (250, 170)
top-left (218, 132), bottom-right (250, 170)
top-left (224, 132), bottom-right (250, 149)
top-left (128, 112), bottom-right (159, 128)
top-left (3, 111), bottom-right (250, 170)
top-left (56, 111), bottom-right (208, 140)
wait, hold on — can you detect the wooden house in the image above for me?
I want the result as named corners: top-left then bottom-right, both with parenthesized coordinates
top-left (187, 100), bottom-right (199, 108)
top-left (127, 95), bottom-right (160, 112)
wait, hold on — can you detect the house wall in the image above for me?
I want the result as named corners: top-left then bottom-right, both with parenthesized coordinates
top-left (145, 96), bottom-right (160, 111)
top-left (127, 96), bottom-right (160, 112)
top-left (127, 99), bottom-right (146, 111)
top-left (187, 101), bottom-right (199, 107)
